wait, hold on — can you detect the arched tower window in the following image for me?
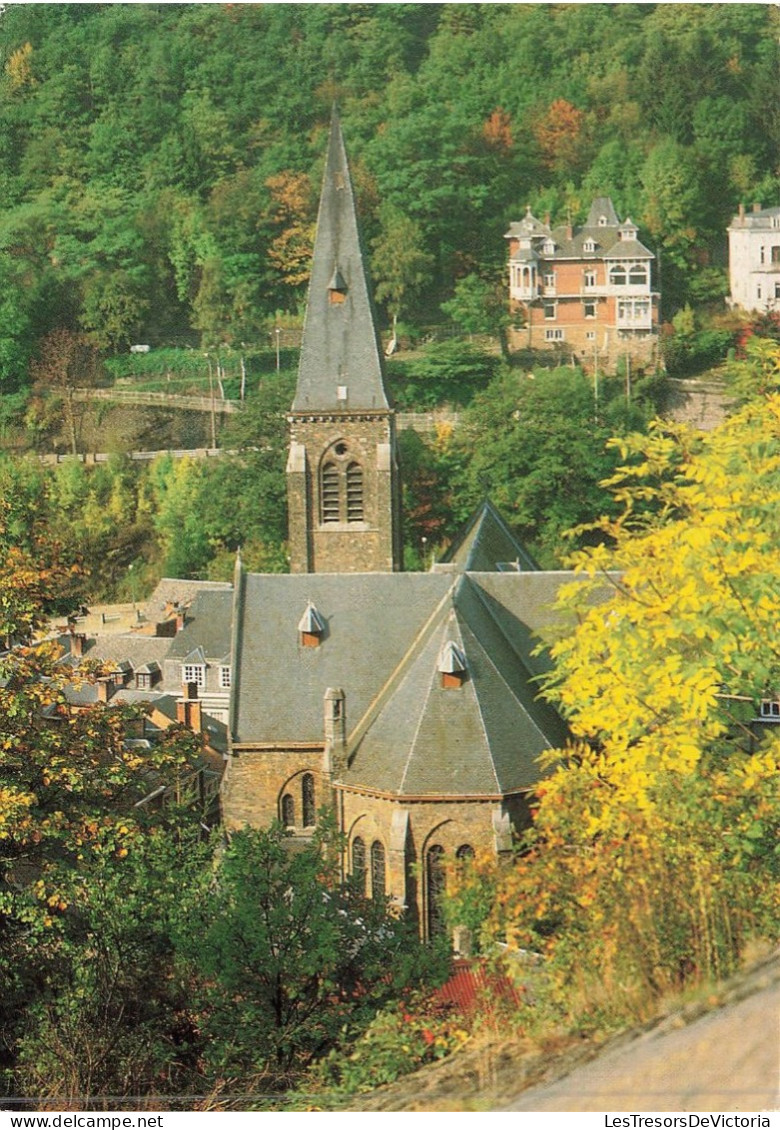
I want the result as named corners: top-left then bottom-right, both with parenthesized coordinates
top-left (321, 463), bottom-right (339, 523)
top-left (456, 844), bottom-right (475, 863)
top-left (302, 773), bottom-right (315, 827)
top-left (370, 840), bottom-right (386, 899)
top-left (352, 837), bottom-right (367, 895)
top-left (426, 844), bottom-right (447, 939)
top-left (281, 793), bottom-right (295, 828)
top-left (346, 462), bottom-right (364, 522)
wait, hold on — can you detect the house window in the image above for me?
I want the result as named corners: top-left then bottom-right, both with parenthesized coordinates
top-left (370, 840), bottom-right (386, 899)
top-left (352, 837), bottom-right (367, 894)
top-left (543, 302), bottom-right (556, 320)
top-left (586, 331), bottom-right (596, 341)
top-left (760, 246), bottom-right (766, 264)
top-left (760, 700), bottom-right (780, 719)
top-left (321, 462), bottom-right (340, 523)
top-left (583, 269), bottom-right (596, 289)
top-left (544, 328), bottom-right (564, 342)
top-left (302, 773), bottom-right (315, 828)
top-left (281, 793), bottom-right (295, 827)
top-left (583, 301), bottom-right (596, 319)
top-left (456, 844), bottom-right (475, 864)
top-left (219, 666), bottom-right (231, 689)
top-left (629, 264), bottom-right (648, 286)
top-left (182, 664), bottom-right (205, 688)
top-left (542, 272), bottom-right (555, 288)
top-left (346, 462), bottom-right (364, 522)
top-left (426, 844), bottom-right (447, 939)
top-left (609, 265), bottom-right (627, 286)
top-left (775, 284), bottom-right (780, 300)
top-left (773, 245), bottom-right (780, 263)
top-left (758, 285), bottom-right (763, 300)
top-left (583, 239), bottom-right (595, 253)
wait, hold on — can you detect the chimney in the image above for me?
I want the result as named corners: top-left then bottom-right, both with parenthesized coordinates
top-left (566, 223), bottom-right (573, 240)
top-left (96, 678), bottom-right (112, 703)
top-left (739, 202), bottom-right (745, 221)
top-left (323, 687), bottom-right (346, 777)
top-left (177, 689), bottom-right (202, 733)
top-left (176, 606), bottom-right (186, 632)
top-left (70, 633), bottom-right (86, 658)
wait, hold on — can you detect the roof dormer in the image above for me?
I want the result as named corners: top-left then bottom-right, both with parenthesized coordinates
top-left (438, 640), bottom-right (467, 689)
top-left (299, 601), bottom-right (326, 647)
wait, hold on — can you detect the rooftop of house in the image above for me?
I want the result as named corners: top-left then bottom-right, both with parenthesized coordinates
top-left (505, 197), bottom-right (654, 263)
top-left (728, 203), bottom-right (780, 231)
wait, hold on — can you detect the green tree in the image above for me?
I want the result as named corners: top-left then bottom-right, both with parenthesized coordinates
top-left (176, 820), bottom-right (442, 1092)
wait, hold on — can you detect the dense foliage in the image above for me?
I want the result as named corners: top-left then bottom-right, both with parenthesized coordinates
top-left (0, 3), bottom-right (776, 386)
top-left (449, 339), bottom-right (780, 1022)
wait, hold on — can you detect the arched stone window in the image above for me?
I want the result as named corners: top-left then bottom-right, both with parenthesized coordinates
top-left (281, 793), bottom-right (295, 828)
top-left (321, 463), bottom-right (340, 523)
top-left (302, 773), bottom-right (315, 827)
top-left (370, 840), bottom-right (386, 899)
top-left (346, 462), bottom-right (364, 522)
top-left (352, 836), bottom-right (367, 895)
top-left (456, 844), bottom-right (475, 863)
top-left (426, 844), bottom-right (447, 939)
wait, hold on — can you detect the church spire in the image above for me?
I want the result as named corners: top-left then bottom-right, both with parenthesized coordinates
top-left (286, 108), bottom-right (401, 575)
top-left (292, 107), bottom-right (390, 414)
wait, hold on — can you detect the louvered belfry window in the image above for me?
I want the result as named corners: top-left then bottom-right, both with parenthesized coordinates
top-left (321, 462), bottom-right (340, 523)
top-left (320, 453), bottom-right (364, 523)
top-left (346, 462), bottom-right (364, 522)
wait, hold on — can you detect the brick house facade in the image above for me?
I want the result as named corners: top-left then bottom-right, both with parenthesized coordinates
top-left (506, 197), bottom-right (660, 373)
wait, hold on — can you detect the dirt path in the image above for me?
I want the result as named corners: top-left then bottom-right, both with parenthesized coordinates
top-left (506, 976), bottom-right (780, 1112)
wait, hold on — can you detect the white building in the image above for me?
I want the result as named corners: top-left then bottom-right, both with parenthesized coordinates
top-left (727, 203), bottom-right (780, 313)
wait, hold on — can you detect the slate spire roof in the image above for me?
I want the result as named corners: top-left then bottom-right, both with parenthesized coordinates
top-left (292, 107), bottom-right (390, 414)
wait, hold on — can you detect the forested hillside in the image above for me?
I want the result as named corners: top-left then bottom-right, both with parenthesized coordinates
top-left (0, 2), bottom-right (777, 385)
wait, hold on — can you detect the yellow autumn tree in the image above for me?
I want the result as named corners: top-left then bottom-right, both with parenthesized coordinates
top-left (469, 338), bottom-right (780, 1016)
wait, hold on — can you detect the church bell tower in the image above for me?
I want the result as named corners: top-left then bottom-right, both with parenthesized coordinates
top-left (286, 109), bottom-right (402, 574)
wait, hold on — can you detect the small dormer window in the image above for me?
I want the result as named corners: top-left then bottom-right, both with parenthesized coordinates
top-left (598, 215), bottom-right (607, 226)
top-left (299, 601), bottom-right (325, 647)
top-left (583, 238), bottom-right (595, 253)
top-left (543, 239), bottom-right (555, 255)
top-left (439, 641), bottom-right (467, 689)
top-left (328, 265), bottom-right (347, 304)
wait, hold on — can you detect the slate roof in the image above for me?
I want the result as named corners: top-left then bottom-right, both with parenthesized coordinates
top-left (140, 577), bottom-right (232, 626)
top-left (438, 500), bottom-right (540, 573)
top-left (166, 590), bottom-right (234, 661)
top-left (292, 108), bottom-right (391, 414)
top-left (506, 197), bottom-right (654, 263)
top-left (231, 565), bottom-right (571, 798)
top-left (345, 574), bottom-right (567, 795)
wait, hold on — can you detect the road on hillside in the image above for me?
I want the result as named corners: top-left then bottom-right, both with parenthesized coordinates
top-left (504, 977), bottom-right (780, 1112)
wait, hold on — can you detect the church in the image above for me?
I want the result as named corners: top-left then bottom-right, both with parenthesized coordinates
top-left (220, 111), bottom-right (574, 938)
